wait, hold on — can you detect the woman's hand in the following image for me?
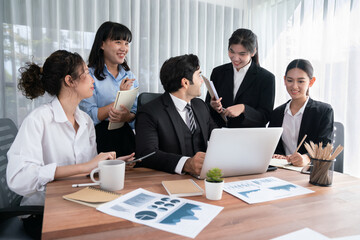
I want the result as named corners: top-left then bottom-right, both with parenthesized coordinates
top-left (120, 78), bottom-right (135, 91)
top-left (55, 152), bottom-right (116, 179)
top-left (272, 154), bottom-right (287, 159)
top-left (84, 152), bottom-right (116, 172)
top-left (286, 152), bottom-right (310, 167)
top-left (223, 104), bottom-right (245, 118)
top-left (97, 103), bottom-right (114, 122)
top-left (117, 152), bottom-right (135, 162)
top-left (108, 105), bottom-right (134, 123)
top-left (117, 153), bottom-right (136, 169)
top-left (210, 97), bottom-right (223, 113)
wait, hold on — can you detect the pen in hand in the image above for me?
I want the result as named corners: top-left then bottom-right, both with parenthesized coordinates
top-left (293, 134), bottom-right (307, 154)
top-left (288, 134), bottom-right (307, 165)
top-left (120, 78), bottom-right (135, 91)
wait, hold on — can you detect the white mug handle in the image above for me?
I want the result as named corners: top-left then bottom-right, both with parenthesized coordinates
top-left (90, 168), bottom-right (100, 184)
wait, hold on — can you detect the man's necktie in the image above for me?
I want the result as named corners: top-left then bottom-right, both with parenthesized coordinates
top-left (185, 104), bottom-right (196, 134)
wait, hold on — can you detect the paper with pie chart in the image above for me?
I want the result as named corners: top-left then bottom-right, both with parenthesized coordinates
top-left (223, 177), bottom-right (314, 204)
top-left (97, 188), bottom-right (223, 238)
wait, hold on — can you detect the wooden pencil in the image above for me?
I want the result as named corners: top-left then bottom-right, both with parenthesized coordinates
top-left (294, 134), bottom-right (307, 154)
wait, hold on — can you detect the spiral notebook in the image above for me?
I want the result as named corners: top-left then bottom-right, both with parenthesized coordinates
top-left (63, 187), bottom-right (121, 208)
top-left (108, 87), bottom-right (139, 130)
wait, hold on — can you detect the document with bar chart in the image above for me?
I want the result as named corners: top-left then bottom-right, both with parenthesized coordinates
top-left (97, 188), bottom-right (223, 238)
top-left (223, 177), bottom-right (313, 204)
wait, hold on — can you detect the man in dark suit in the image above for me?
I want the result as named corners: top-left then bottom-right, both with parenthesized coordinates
top-left (135, 54), bottom-right (217, 175)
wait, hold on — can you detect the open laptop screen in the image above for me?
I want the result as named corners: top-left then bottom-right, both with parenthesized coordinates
top-left (197, 127), bottom-right (283, 179)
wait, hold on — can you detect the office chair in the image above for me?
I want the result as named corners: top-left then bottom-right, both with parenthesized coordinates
top-left (0, 118), bottom-right (43, 239)
top-left (137, 92), bottom-right (162, 112)
top-left (332, 121), bottom-right (344, 173)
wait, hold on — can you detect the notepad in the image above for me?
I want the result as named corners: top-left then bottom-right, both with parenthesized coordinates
top-left (269, 158), bottom-right (303, 172)
top-left (63, 187), bottom-right (121, 208)
top-left (162, 179), bottom-right (203, 197)
top-left (108, 87), bottom-right (139, 130)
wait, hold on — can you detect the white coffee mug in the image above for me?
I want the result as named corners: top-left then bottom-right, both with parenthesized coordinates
top-left (90, 160), bottom-right (125, 191)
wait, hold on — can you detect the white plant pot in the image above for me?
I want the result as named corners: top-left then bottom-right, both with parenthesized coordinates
top-left (205, 180), bottom-right (224, 200)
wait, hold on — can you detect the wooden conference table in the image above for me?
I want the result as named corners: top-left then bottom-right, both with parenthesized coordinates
top-left (42, 168), bottom-right (360, 240)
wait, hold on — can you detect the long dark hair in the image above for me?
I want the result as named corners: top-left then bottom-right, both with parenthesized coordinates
top-left (228, 28), bottom-right (259, 66)
top-left (88, 21), bottom-right (132, 80)
top-left (285, 59), bottom-right (314, 96)
top-left (18, 50), bottom-right (84, 99)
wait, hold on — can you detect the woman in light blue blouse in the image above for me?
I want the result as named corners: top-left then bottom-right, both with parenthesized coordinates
top-left (80, 21), bottom-right (138, 156)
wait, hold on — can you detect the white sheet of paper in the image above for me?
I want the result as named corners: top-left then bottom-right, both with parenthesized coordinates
top-left (271, 228), bottom-right (330, 240)
top-left (223, 177), bottom-right (314, 204)
top-left (333, 235), bottom-right (360, 240)
top-left (97, 188), bottom-right (223, 239)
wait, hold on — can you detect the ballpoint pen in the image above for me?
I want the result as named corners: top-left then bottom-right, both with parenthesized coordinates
top-left (72, 182), bottom-right (99, 188)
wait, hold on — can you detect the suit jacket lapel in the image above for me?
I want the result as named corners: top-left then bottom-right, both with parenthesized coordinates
top-left (298, 98), bottom-right (313, 144)
top-left (234, 61), bottom-right (257, 102)
top-left (191, 100), bottom-right (208, 145)
top-left (274, 102), bottom-right (288, 155)
top-left (163, 93), bottom-right (187, 154)
top-left (277, 103), bottom-right (287, 127)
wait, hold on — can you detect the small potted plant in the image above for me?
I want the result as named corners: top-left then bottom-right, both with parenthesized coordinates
top-left (205, 168), bottom-right (224, 200)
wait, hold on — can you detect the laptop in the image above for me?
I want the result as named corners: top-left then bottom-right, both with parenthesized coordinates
top-left (196, 127), bottom-right (283, 179)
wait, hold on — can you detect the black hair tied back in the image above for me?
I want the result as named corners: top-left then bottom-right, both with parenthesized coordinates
top-left (18, 63), bottom-right (45, 99)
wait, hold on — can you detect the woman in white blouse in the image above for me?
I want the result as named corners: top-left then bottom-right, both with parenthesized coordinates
top-left (6, 50), bottom-right (134, 238)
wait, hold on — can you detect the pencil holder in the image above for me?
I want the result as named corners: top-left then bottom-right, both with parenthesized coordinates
top-left (309, 158), bottom-right (335, 186)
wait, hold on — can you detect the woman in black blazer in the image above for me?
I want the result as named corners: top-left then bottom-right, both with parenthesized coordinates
top-left (269, 59), bottom-right (334, 166)
top-left (205, 29), bottom-right (275, 128)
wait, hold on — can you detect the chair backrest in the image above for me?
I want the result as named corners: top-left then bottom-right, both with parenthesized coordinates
top-left (137, 92), bottom-right (162, 112)
top-left (0, 118), bottom-right (22, 208)
top-left (332, 121), bottom-right (344, 173)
